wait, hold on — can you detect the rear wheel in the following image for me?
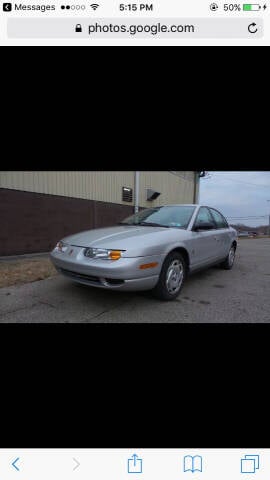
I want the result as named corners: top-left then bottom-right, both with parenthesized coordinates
top-left (220, 244), bottom-right (236, 270)
top-left (152, 251), bottom-right (187, 301)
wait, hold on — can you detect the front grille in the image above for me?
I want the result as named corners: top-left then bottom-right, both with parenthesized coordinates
top-left (105, 278), bottom-right (124, 286)
top-left (60, 268), bottom-right (100, 284)
top-left (59, 268), bottom-right (125, 287)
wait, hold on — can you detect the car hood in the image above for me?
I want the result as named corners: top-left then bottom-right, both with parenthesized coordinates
top-left (62, 225), bottom-right (191, 257)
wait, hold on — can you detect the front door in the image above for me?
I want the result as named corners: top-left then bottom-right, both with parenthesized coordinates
top-left (189, 206), bottom-right (220, 270)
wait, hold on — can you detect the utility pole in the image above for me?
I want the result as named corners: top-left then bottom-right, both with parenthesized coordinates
top-left (134, 171), bottom-right (140, 214)
top-left (193, 172), bottom-right (199, 203)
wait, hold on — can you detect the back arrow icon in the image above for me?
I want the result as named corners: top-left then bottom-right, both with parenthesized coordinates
top-left (73, 458), bottom-right (80, 471)
top-left (12, 458), bottom-right (20, 471)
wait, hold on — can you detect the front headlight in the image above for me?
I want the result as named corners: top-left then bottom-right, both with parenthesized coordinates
top-left (54, 241), bottom-right (68, 253)
top-left (84, 248), bottom-right (124, 261)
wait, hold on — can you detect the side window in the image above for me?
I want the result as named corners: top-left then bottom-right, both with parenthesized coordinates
top-left (195, 207), bottom-right (215, 225)
top-left (209, 209), bottom-right (228, 228)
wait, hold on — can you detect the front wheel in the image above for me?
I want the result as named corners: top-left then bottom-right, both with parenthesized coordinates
top-left (152, 252), bottom-right (186, 301)
top-left (219, 244), bottom-right (236, 270)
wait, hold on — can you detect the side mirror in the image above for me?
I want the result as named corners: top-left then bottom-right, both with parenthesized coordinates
top-left (193, 221), bottom-right (215, 231)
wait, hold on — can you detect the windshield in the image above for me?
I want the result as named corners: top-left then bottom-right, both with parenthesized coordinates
top-left (120, 206), bottom-right (196, 229)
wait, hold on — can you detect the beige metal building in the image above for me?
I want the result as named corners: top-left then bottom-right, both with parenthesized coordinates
top-left (0, 171), bottom-right (200, 255)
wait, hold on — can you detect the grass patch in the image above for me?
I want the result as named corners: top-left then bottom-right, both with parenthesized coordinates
top-left (0, 258), bottom-right (58, 288)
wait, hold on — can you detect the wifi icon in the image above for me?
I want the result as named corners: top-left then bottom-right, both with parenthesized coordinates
top-left (90, 3), bottom-right (99, 9)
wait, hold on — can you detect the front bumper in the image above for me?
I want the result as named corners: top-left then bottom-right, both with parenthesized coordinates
top-left (50, 247), bottom-right (164, 292)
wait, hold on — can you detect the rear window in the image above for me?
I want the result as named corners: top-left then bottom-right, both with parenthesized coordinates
top-left (209, 208), bottom-right (229, 228)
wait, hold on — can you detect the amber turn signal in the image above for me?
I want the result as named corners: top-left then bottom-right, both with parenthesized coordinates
top-left (139, 262), bottom-right (158, 269)
top-left (109, 250), bottom-right (122, 260)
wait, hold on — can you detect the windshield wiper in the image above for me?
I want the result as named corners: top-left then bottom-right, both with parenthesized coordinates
top-left (118, 222), bottom-right (139, 225)
top-left (138, 222), bottom-right (170, 228)
top-left (118, 221), bottom-right (169, 228)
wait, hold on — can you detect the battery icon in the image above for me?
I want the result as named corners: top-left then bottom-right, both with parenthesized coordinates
top-left (243, 3), bottom-right (261, 10)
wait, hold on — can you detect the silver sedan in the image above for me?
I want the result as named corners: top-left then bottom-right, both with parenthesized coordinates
top-left (50, 204), bottom-right (237, 300)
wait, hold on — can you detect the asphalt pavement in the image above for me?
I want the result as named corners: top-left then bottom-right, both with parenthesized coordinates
top-left (0, 238), bottom-right (269, 323)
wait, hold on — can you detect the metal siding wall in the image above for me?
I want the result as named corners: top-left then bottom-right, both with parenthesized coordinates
top-left (0, 171), bottom-right (135, 205)
top-left (139, 171), bottom-right (195, 207)
top-left (0, 171), bottom-right (195, 206)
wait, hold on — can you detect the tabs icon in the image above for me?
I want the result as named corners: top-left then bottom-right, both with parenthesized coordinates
top-left (241, 455), bottom-right (260, 473)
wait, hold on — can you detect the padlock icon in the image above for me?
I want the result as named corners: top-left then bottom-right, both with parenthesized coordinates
top-left (75, 23), bottom-right (82, 32)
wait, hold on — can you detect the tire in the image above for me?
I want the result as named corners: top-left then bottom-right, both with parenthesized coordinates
top-left (219, 244), bottom-right (236, 270)
top-left (152, 251), bottom-right (187, 301)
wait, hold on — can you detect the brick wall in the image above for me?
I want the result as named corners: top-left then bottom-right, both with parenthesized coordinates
top-left (0, 189), bottom-right (134, 256)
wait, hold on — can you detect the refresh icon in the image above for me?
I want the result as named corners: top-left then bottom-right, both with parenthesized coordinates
top-left (248, 22), bottom-right (258, 33)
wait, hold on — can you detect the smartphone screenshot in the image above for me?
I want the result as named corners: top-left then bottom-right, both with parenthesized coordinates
top-left (0, 0), bottom-right (268, 44)
top-left (0, 449), bottom-right (268, 479)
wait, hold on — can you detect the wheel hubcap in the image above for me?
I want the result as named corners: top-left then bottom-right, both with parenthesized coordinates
top-left (166, 259), bottom-right (184, 294)
top-left (229, 247), bottom-right (235, 266)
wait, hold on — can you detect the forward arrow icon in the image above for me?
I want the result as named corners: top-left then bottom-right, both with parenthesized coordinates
top-left (73, 458), bottom-right (80, 471)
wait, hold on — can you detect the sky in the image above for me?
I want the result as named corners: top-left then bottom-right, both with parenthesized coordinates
top-left (199, 171), bottom-right (270, 227)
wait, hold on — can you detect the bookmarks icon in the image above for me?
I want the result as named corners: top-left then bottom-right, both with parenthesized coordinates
top-left (183, 455), bottom-right (203, 473)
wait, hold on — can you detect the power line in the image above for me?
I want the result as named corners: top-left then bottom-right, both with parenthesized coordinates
top-left (209, 174), bottom-right (270, 188)
top-left (227, 218), bottom-right (268, 222)
top-left (212, 171), bottom-right (270, 174)
top-left (201, 172), bottom-right (270, 187)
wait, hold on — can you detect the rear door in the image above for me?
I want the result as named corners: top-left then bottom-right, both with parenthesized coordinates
top-left (188, 206), bottom-right (220, 270)
top-left (209, 208), bottom-right (231, 259)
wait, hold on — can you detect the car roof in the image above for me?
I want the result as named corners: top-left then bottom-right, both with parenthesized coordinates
top-left (160, 204), bottom-right (226, 209)
top-left (159, 204), bottom-right (201, 207)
